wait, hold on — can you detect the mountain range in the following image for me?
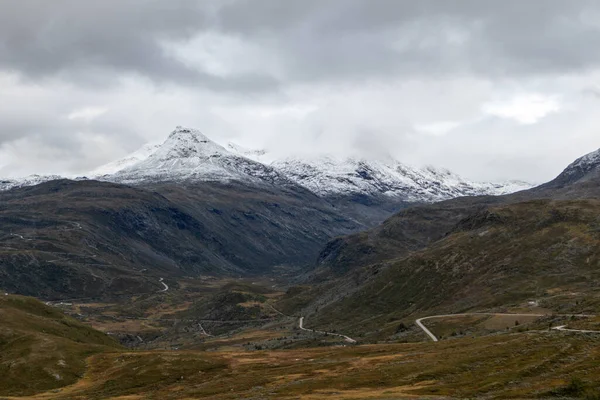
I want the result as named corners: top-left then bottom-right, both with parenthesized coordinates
top-left (1, 126), bottom-right (598, 303)
top-left (1, 126), bottom-right (531, 201)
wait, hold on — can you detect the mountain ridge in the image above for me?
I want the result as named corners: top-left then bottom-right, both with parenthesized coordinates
top-left (0, 126), bottom-right (532, 204)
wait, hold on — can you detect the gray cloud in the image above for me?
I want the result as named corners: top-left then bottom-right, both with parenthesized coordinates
top-left (0, 0), bottom-right (278, 91)
top-left (3, 0), bottom-right (600, 87)
top-left (1, 0), bottom-right (600, 182)
top-left (213, 0), bottom-right (600, 82)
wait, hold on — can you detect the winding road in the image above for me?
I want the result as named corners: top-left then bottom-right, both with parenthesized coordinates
top-left (299, 316), bottom-right (357, 344)
top-left (416, 312), bottom-right (599, 342)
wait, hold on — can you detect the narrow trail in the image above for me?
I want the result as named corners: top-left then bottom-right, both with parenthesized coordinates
top-left (416, 312), bottom-right (599, 342)
top-left (299, 316), bottom-right (357, 344)
top-left (9, 233), bottom-right (32, 241)
top-left (198, 322), bottom-right (213, 337)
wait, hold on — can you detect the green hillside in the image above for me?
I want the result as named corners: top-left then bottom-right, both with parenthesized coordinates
top-left (291, 199), bottom-right (600, 338)
top-left (0, 295), bottom-right (121, 396)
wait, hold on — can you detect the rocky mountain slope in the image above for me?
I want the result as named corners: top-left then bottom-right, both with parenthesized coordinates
top-left (90, 142), bottom-right (162, 176)
top-left (0, 127), bottom-right (577, 302)
top-left (0, 179), bottom-right (362, 299)
top-left (88, 126), bottom-right (529, 225)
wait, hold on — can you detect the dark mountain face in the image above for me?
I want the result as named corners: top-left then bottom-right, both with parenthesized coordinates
top-left (0, 179), bottom-right (368, 299)
top-left (314, 196), bottom-right (502, 277)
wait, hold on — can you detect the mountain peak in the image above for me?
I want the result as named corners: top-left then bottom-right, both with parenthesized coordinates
top-left (158, 127), bottom-right (228, 161)
top-left (105, 127), bottom-right (288, 186)
top-left (168, 126), bottom-right (212, 144)
top-left (543, 147), bottom-right (600, 189)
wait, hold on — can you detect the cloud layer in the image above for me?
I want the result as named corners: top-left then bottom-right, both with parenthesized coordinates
top-left (1, 0), bottom-right (600, 182)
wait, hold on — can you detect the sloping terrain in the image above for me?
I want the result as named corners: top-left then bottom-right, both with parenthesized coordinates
top-left (315, 195), bottom-right (500, 276)
top-left (287, 199), bottom-right (600, 340)
top-left (3, 127), bottom-right (530, 206)
top-left (316, 147), bottom-right (600, 277)
top-left (0, 179), bottom-right (361, 299)
top-left (0, 295), bottom-right (120, 397)
top-left (540, 148), bottom-right (600, 189)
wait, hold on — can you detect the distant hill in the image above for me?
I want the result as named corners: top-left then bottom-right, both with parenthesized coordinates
top-left (316, 146), bottom-right (600, 277)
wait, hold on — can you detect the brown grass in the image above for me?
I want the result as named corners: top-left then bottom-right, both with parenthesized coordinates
top-left (7, 331), bottom-right (600, 399)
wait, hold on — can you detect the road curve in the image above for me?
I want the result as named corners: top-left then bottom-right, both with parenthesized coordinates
top-left (415, 317), bottom-right (439, 342)
top-left (553, 325), bottom-right (600, 334)
top-left (415, 312), bottom-right (598, 342)
top-left (416, 312), bottom-right (546, 342)
top-left (158, 278), bottom-right (169, 292)
top-left (299, 316), bottom-right (357, 344)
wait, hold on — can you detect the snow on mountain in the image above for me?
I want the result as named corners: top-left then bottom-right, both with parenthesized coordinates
top-left (543, 147), bottom-right (600, 188)
top-left (272, 155), bottom-right (532, 202)
top-left (91, 142), bottom-right (161, 176)
top-left (564, 148), bottom-right (600, 176)
top-left (106, 126), bottom-right (288, 186)
top-left (226, 142), bottom-right (269, 163)
top-left (0, 174), bottom-right (65, 191)
top-left (0, 126), bottom-right (533, 201)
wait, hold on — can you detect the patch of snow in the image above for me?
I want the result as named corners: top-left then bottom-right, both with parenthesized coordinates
top-left (0, 174), bottom-right (64, 191)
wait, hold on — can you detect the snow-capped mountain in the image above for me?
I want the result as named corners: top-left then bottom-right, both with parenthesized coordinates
top-left (272, 155), bottom-right (531, 202)
top-left (104, 126), bottom-right (288, 186)
top-left (1, 126), bottom-right (533, 201)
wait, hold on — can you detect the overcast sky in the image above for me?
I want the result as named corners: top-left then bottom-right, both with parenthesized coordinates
top-left (1, 0), bottom-right (600, 182)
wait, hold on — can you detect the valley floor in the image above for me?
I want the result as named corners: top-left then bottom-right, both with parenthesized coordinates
top-left (4, 277), bottom-right (600, 400)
